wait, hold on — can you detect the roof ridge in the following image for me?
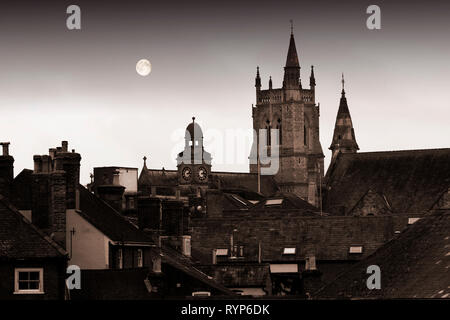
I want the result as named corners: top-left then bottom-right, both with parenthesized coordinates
top-left (353, 147), bottom-right (450, 155)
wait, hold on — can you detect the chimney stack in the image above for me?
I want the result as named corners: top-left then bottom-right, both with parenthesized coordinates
top-left (1, 142), bottom-right (10, 156)
top-left (137, 197), bottom-right (162, 231)
top-left (96, 170), bottom-right (125, 213)
top-left (0, 142), bottom-right (14, 198)
top-left (31, 141), bottom-right (81, 249)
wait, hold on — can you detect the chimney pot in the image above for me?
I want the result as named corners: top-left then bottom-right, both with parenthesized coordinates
top-left (112, 170), bottom-right (120, 185)
top-left (62, 141), bottom-right (68, 152)
top-left (0, 142), bottom-right (10, 156)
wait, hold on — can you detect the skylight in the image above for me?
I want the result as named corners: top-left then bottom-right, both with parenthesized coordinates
top-left (349, 246), bottom-right (363, 254)
top-left (283, 247), bottom-right (296, 255)
top-left (265, 199), bottom-right (283, 206)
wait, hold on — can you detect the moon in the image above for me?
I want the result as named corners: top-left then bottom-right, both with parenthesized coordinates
top-left (136, 59), bottom-right (151, 76)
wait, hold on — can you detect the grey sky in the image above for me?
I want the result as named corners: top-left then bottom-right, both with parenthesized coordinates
top-left (0, 0), bottom-right (449, 184)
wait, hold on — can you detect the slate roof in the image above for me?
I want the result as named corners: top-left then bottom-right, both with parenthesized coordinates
top-left (315, 209), bottom-right (450, 299)
top-left (161, 245), bottom-right (234, 295)
top-left (324, 148), bottom-right (450, 215)
top-left (78, 185), bottom-right (154, 244)
top-left (190, 215), bottom-right (409, 264)
top-left (0, 195), bottom-right (66, 259)
top-left (210, 172), bottom-right (279, 197)
top-left (10, 169), bottom-right (33, 210)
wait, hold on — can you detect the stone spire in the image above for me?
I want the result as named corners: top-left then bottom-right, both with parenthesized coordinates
top-left (329, 74), bottom-right (359, 157)
top-left (283, 22), bottom-right (301, 89)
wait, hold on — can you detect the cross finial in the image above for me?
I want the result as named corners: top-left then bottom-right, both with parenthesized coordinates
top-left (341, 73), bottom-right (345, 90)
top-left (192, 116), bottom-right (195, 122)
top-left (290, 20), bottom-right (293, 35)
top-left (143, 156), bottom-right (147, 164)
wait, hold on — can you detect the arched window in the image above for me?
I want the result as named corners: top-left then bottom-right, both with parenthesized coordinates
top-left (266, 120), bottom-right (271, 146)
top-left (276, 118), bottom-right (282, 145)
top-left (304, 125), bottom-right (308, 146)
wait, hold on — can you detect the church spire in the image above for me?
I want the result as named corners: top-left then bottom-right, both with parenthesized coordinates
top-left (329, 74), bottom-right (359, 157)
top-left (283, 21), bottom-right (301, 89)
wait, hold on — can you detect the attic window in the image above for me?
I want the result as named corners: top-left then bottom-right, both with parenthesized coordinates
top-left (283, 247), bottom-right (296, 255)
top-left (216, 249), bottom-right (228, 256)
top-left (408, 218), bottom-right (420, 225)
top-left (349, 246), bottom-right (363, 254)
top-left (265, 199), bottom-right (283, 206)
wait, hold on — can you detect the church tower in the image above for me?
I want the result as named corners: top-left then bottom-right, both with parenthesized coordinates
top-left (249, 26), bottom-right (324, 207)
top-left (329, 74), bottom-right (359, 159)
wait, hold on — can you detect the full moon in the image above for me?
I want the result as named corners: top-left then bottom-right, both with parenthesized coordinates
top-left (136, 59), bottom-right (151, 76)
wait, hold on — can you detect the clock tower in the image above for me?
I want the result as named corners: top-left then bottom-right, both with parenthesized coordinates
top-left (176, 117), bottom-right (212, 187)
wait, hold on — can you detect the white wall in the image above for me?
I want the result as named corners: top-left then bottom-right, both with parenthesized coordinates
top-left (66, 209), bottom-right (111, 270)
top-left (118, 168), bottom-right (138, 193)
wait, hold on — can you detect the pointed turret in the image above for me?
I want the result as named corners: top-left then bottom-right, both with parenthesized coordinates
top-left (269, 76), bottom-right (273, 90)
top-left (283, 21), bottom-right (301, 89)
top-left (329, 74), bottom-right (359, 158)
top-left (255, 66), bottom-right (261, 89)
top-left (309, 65), bottom-right (316, 89)
top-left (142, 156), bottom-right (148, 170)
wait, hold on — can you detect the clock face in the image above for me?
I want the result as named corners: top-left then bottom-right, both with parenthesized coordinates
top-left (198, 166), bottom-right (207, 181)
top-left (182, 167), bottom-right (192, 181)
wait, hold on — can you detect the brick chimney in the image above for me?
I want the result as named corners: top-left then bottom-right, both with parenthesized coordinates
top-left (53, 141), bottom-right (81, 209)
top-left (161, 200), bottom-right (184, 236)
top-left (137, 197), bottom-right (162, 231)
top-left (0, 142), bottom-right (14, 198)
top-left (31, 141), bottom-right (81, 249)
top-left (96, 170), bottom-right (125, 213)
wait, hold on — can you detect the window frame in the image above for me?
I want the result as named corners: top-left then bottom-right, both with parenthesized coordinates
top-left (137, 249), bottom-right (143, 268)
top-left (117, 248), bottom-right (123, 269)
top-left (14, 268), bottom-right (44, 295)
